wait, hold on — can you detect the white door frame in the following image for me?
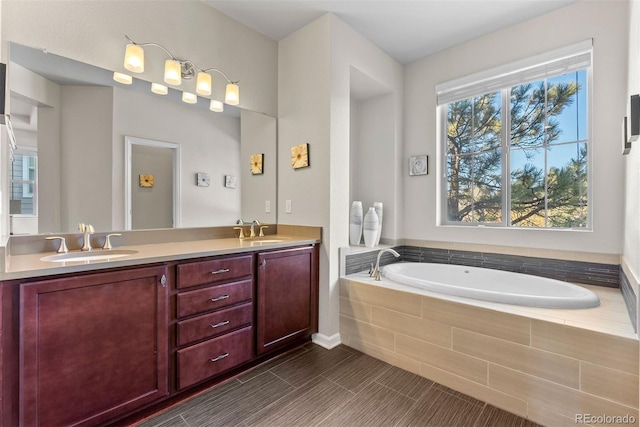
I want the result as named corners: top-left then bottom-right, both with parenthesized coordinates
top-left (124, 136), bottom-right (181, 230)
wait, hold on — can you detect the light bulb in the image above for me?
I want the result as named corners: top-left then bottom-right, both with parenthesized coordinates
top-left (209, 99), bottom-right (224, 112)
top-left (196, 72), bottom-right (212, 96)
top-left (182, 91), bottom-right (197, 104)
top-left (124, 44), bottom-right (144, 73)
top-left (113, 72), bottom-right (132, 85)
top-left (164, 59), bottom-right (182, 86)
top-left (151, 83), bottom-right (168, 95)
top-left (225, 83), bottom-right (240, 105)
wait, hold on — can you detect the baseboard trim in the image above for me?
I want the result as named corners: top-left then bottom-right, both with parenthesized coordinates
top-left (312, 333), bottom-right (341, 349)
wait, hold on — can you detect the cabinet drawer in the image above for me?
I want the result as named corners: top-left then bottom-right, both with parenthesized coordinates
top-left (177, 279), bottom-right (252, 318)
top-left (177, 255), bottom-right (253, 289)
top-left (177, 303), bottom-right (253, 347)
top-left (177, 326), bottom-right (253, 390)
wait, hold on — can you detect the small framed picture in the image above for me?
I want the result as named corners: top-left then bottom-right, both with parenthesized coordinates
top-left (291, 143), bottom-right (310, 169)
top-left (409, 155), bottom-right (428, 176)
top-left (251, 153), bottom-right (264, 175)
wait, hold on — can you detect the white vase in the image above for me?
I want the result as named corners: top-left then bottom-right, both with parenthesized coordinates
top-left (363, 207), bottom-right (379, 248)
top-left (373, 202), bottom-right (383, 246)
top-left (349, 201), bottom-right (363, 245)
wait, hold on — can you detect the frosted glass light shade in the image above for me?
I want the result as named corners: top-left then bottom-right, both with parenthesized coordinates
top-left (151, 83), bottom-right (168, 95)
top-left (196, 72), bottom-right (212, 96)
top-left (182, 91), bottom-right (197, 104)
top-left (164, 59), bottom-right (182, 86)
top-left (113, 72), bottom-right (132, 85)
top-left (209, 99), bottom-right (224, 112)
top-left (225, 83), bottom-right (240, 105)
top-left (124, 44), bottom-right (144, 73)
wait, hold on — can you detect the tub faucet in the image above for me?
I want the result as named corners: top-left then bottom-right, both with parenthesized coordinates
top-left (370, 248), bottom-right (400, 281)
top-left (78, 223), bottom-right (95, 251)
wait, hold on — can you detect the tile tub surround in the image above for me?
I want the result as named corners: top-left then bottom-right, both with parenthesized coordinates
top-left (620, 268), bottom-right (638, 333)
top-left (344, 245), bottom-right (620, 287)
top-left (340, 274), bottom-right (639, 427)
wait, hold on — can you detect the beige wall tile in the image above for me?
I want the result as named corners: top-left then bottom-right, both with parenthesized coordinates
top-left (531, 320), bottom-right (639, 375)
top-left (349, 281), bottom-right (421, 316)
top-left (396, 334), bottom-right (487, 385)
top-left (452, 328), bottom-right (579, 388)
top-left (340, 297), bottom-right (372, 323)
top-left (489, 364), bottom-right (638, 422)
top-left (339, 279), bottom-right (350, 298)
top-left (343, 339), bottom-right (422, 376)
top-left (418, 363), bottom-right (527, 417)
top-left (340, 315), bottom-right (395, 351)
top-left (581, 362), bottom-right (639, 409)
top-left (421, 297), bottom-right (530, 345)
top-left (371, 306), bottom-right (451, 349)
top-left (527, 403), bottom-right (594, 427)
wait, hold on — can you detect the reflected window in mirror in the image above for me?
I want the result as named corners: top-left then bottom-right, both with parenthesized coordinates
top-left (10, 148), bottom-right (38, 216)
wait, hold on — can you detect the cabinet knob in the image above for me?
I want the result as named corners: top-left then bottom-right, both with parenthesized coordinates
top-left (210, 352), bottom-right (229, 362)
top-left (160, 275), bottom-right (167, 286)
top-left (210, 294), bottom-right (230, 302)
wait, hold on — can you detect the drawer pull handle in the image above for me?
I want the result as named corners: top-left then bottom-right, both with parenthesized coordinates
top-left (210, 352), bottom-right (229, 362)
top-left (210, 320), bottom-right (230, 328)
top-left (210, 294), bottom-right (230, 302)
top-left (211, 268), bottom-right (230, 275)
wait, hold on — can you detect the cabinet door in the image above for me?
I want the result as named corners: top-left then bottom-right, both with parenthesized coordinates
top-left (20, 266), bottom-right (169, 427)
top-left (256, 246), bottom-right (318, 354)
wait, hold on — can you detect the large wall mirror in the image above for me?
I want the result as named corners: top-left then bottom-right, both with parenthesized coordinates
top-left (7, 42), bottom-right (277, 235)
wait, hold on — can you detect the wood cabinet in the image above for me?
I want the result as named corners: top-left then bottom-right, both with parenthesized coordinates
top-left (20, 266), bottom-right (169, 427)
top-left (175, 254), bottom-right (254, 390)
top-left (256, 246), bottom-right (319, 354)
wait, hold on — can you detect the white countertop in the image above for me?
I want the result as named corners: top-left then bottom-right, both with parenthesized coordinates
top-left (2, 234), bottom-right (319, 280)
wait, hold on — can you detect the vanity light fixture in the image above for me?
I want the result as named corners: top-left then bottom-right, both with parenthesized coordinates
top-left (121, 35), bottom-right (240, 105)
top-left (113, 71), bottom-right (132, 85)
top-left (209, 99), bottom-right (224, 112)
top-left (182, 91), bottom-right (198, 104)
top-left (151, 83), bottom-right (168, 95)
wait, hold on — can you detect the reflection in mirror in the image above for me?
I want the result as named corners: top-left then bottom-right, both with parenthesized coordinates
top-left (7, 42), bottom-right (276, 235)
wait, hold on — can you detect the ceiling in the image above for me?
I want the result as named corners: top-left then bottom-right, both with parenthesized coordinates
top-left (202, 0), bottom-right (580, 64)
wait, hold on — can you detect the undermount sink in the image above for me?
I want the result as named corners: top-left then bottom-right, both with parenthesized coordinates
top-left (40, 249), bottom-right (139, 263)
top-left (246, 239), bottom-right (286, 246)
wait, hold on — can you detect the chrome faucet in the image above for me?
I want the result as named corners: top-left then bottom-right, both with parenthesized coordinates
top-left (250, 220), bottom-right (261, 238)
top-left (370, 248), bottom-right (400, 281)
top-left (78, 223), bottom-right (95, 251)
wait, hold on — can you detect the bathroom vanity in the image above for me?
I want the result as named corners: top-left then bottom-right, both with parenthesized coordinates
top-left (0, 228), bottom-right (320, 426)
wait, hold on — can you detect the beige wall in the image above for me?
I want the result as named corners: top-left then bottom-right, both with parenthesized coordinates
top-left (404, 0), bottom-right (629, 255)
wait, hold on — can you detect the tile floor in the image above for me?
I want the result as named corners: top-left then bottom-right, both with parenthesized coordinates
top-left (138, 344), bottom-right (542, 427)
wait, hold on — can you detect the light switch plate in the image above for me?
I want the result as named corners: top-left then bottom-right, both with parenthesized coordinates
top-left (196, 173), bottom-right (210, 187)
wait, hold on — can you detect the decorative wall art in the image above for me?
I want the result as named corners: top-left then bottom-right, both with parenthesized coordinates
top-left (409, 155), bottom-right (428, 176)
top-left (196, 172), bottom-right (210, 187)
top-left (291, 143), bottom-right (309, 169)
top-left (251, 153), bottom-right (264, 175)
top-left (224, 175), bottom-right (237, 188)
top-left (139, 174), bottom-right (154, 187)
top-left (623, 116), bottom-right (632, 155)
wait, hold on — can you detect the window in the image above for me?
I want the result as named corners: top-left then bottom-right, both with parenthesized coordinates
top-left (10, 149), bottom-right (38, 216)
top-left (438, 41), bottom-right (591, 229)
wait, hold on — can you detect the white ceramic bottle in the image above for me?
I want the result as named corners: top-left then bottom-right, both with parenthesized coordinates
top-left (363, 207), bottom-right (379, 248)
top-left (349, 201), bottom-right (363, 245)
top-left (373, 202), bottom-right (383, 246)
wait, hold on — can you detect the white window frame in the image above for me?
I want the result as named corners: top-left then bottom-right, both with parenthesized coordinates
top-left (10, 146), bottom-right (38, 216)
top-left (436, 40), bottom-right (593, 230)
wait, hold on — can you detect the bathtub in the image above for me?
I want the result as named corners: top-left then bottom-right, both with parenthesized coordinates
top-left (381, 262), bottom-right (600, 309)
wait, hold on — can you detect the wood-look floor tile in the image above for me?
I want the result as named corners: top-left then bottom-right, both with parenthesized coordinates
top-left (375, 365), bottom-right (434, 400)
top-left (138, 414), bottom-right (190, 427)
top-left (137, 379), bottom-right (243, 426)
top-left (236, 345), bottom-right (310, 384)
top-left (180, 372), bottom-right (294, 427)
top-left (322, 352), bottom-right (392, 393)
top-left (432, 383), bottom-right (486, 407)
top-left (521, 419), bottom-right (545, 427)
top-left (317, 382), bottom-right (417, 427)
top-left (474, 405), bottom-right (525, 427)
top-left (397, 387), bottom-right (484, 427)
top-left (269, 344), bottom-right (356, 387)
top-left (244, 376), bottom-right (355, 427)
